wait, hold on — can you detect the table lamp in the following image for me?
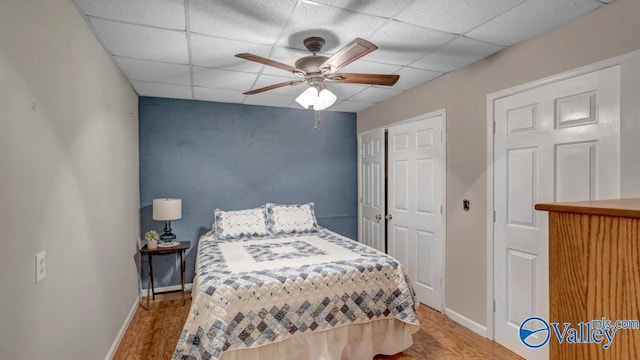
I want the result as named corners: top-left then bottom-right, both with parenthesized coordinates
top-left (152, 198), bottom-right (182, 242)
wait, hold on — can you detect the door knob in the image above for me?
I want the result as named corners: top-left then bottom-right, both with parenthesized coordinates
top-left (385, 214), bottom-right (393, 220)
top-left (375, 214), bottom-right (382, 220)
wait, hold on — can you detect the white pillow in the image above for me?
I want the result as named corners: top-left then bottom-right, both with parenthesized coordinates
top-left (266, 202), bottom-right (319, 235)
top-left (214, 207), bottom-right (268, 239)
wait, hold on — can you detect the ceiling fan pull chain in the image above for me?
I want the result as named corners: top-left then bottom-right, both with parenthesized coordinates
top-left (314, 110), bottom-right (322, 130)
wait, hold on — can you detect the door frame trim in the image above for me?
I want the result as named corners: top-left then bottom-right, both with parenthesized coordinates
top-left (485, 48), bottom-right (640, 340)
top-left (358, 108), bottom-right (447, 312)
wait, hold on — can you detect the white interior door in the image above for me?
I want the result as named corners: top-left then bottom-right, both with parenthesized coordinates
top-left (388, 114), bottom-right (445, 310)
top-left (359, 129), bottom-right (385, 252)
top-left (493, 66), bottom-right (620, 359)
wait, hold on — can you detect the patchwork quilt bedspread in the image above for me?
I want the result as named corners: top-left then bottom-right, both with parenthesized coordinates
top-left (173, 228), bottom-right (420, 360)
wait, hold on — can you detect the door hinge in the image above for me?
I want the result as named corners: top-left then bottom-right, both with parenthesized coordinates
top-left (440, 131), bottom-right (443, 142)
top-left (440, 278), bottom-right (442, 288)
top-left (493, 210), bottom-right (496, 223)
top-left (493, 299), bottom-right (496, 312)
top-left (360, 196), bottom-right (363, 204)
top-left (493, 121), bottom-right (496, 134)
top-left (360, 145), bottom-right (364, 157)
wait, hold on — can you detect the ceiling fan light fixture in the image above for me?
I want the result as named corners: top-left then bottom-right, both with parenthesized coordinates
top-left (296, 83), bottom-right (337, 111)
top-left (295, 86), bottom-right (319, 109)
top-left (314, 88), bottom-right (337, 111)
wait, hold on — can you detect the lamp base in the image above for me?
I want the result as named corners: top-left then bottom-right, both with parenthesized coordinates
top-left (160, 233), bottom-right (176, 241)
top-left (160, 221), bottom-right (177, 242)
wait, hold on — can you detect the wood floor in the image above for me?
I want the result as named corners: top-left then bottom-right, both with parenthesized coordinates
top-left (115, 292), bottom-right (522, 360)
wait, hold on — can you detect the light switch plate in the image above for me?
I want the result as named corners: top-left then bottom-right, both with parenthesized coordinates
top-left (36, 251), bottom-right (46, 283)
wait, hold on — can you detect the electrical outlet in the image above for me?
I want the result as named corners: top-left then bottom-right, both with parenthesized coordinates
top-left (36, 251), bottom-right (46, 283)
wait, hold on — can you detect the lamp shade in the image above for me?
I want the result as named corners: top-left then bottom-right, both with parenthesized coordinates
top-left (295, 84), bottom-right (337, 111)
top-left (152, 198), bottom-right (182, 221)
top-left (295, 86), bottom-right (318, 109)
top-left (314, 89), bottom-right (337, 111)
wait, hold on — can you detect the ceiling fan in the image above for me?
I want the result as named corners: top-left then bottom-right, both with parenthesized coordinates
top-left (235, 37), bottom-right (399, 110)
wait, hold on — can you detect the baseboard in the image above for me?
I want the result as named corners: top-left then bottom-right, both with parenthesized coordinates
top-left (444, 307), bottom-right (488, 338)
top-left (105, 296), bottom-right (138, 360)
top-left (140, 283), bottom-right (193, 297)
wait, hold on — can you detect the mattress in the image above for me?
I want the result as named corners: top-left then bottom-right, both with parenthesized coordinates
top-left (173, 228), bottom-right (420, 360)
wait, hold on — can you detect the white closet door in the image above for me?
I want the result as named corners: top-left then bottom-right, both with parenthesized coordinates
top-left (388, 115), bottom-right (444, 310)
top-left (493, 66), bottom-right (620, 359)
top-left (359, 128), bottom-right (385, 252)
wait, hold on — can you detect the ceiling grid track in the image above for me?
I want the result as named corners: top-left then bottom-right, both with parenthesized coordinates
top-left (184, 0), bottom-right (196, 99)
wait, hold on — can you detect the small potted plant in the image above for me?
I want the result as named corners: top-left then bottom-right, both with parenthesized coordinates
top-left (145, 230), bottom-right (159, 249)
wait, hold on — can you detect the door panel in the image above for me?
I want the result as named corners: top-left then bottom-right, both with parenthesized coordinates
top-left (391, 225), bottom-right (409, 265)
top-left (507, 147), bottom-right (538, 228)
top-left (554, 141), bottom-right (596, 202)
top-left (506, 249), bottom-right (536, 328)
top-left (393, 160), bottom-right (409, 211)
top-left (388, 115), bottom-right (444, 310)
top-left (416, 159), bottom-right (434, 214)
top-left (416, 230), bottom-right (434, 289)
top-left (360, 129), bottom-right (385, 252)
top-left (493, 66), bottom-right (620, 359)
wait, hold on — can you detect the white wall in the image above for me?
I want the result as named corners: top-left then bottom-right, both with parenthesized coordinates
top-left (358, 0), bottom-right (640, 328)
top-left (0, 0), bottom-right (139, 359)
top-left (620, 58), bottom-right (640, 198)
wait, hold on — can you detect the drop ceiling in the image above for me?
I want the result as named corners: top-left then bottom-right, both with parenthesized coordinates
top-left (72, 0), bottom-right (612, 113)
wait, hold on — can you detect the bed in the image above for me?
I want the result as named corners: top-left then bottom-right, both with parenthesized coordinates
top-left (173, 203), bottom-right (420, 360)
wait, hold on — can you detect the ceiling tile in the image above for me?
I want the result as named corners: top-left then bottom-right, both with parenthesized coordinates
top-left (411, 37), bottom-right (504, 72)
top-left (244, 93), bottom-right (294, 107)
top-left (113, 56), bottom-right (190, 85)
top-left (466, 0), bottom-right (601, 46)
top-left (189, 0), bottom-right (297, 45)
top-left (308, 0), bottom-right (415, 18)
top-left (131, 81), bottom-right (192, 99)
top-left (194, 87), bottom-right (246, 103)
top-left (394, 0), bottom-right (524, 35)
top-left (89, 18), bottom-right (188, 63)
top-left (251, 75), bottom-right (306, 96)
top-left (275, 1), bottom-right (387, 51)
top-left (349, 87), bottom-right (403, 102)
top-left (192, 67), bottom-right (258, 91)
top-left (366, 21), bottom-right (457, 65)
top-left (393, 68), bottom-right (443, 90)
top-left (328, 100), bottom-right (374, 112)
top-left (191, 34), bottom-right (272, 72)
top-left (74, 0), bottom-right (185, 30)
top-left (326, 83), bottom-right (369, 99)
top-left (339, 60), bottom-right (402, 74)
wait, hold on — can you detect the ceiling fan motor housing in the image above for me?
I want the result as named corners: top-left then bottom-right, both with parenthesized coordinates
top-left (295, 55), bottom-right (330, 75)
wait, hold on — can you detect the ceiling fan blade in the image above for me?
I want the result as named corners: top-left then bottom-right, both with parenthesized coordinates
top-left (243, 80), bottom-right (304, 95)
top-left (320, 38), bottom-right (378, 73)
top-left (235, 53), bottom-right (306, 75)
top-left (329, 73), bottom-right (399, 86)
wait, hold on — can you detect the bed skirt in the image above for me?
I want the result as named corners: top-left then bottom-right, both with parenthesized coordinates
top-left (220, 318), bottom-right (417, 360)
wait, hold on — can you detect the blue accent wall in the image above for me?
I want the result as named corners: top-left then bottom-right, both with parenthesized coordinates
top-left (139, 97), bottom-right (357, 287)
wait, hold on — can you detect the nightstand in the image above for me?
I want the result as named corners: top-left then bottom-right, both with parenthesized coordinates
top-left (140, 241), bottom-right (190, 309)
